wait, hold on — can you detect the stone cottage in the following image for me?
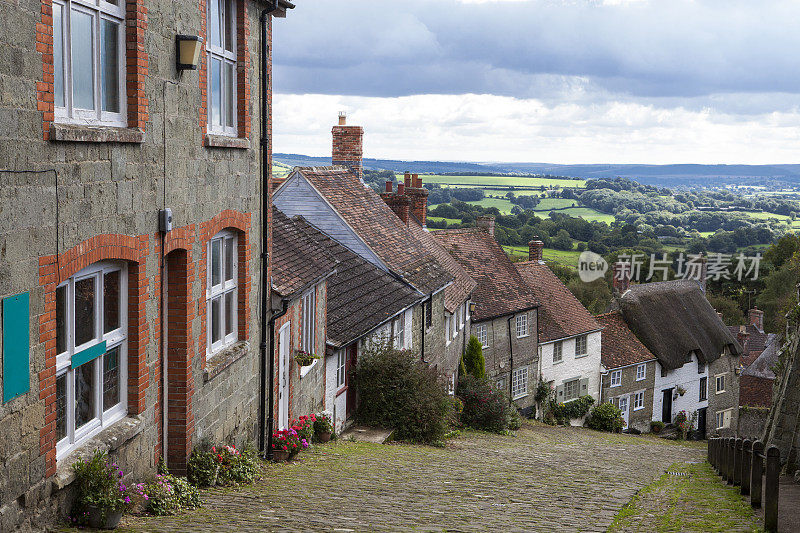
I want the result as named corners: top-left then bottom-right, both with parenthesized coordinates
top-left (0, 0), bottom-right (293, 529)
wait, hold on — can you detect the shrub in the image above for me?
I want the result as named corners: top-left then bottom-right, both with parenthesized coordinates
top-left (141, 474), bottom-right (201, 516)
top-left (550, 395), bottom-right (595, 424)
top-left (351, 340), bottom-right (451, 443)
top-left (586, 402), bottom-right (624, 432)
top-left (187, 446), bottom-right (219, 487)
top-left (463, 336), bottom-right (486, 379)
top-left (70, 450), bottom-right (137, 525)
top-left (313, 412), bottom-right (334, 436)
top-left (650, 420), bottom-right (665, 433)
top-left (457, 375), bottom-right (509, 433)
top-left (188, 443), bottom-right (260, 487)
top-left (506, 404), bottom-right (523, 431)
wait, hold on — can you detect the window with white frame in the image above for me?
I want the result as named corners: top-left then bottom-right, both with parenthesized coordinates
top-left (52, 0), bottom-right (127, 126)
top-left (574, 334), bottom-right (588, 357)
top-left (302, 289), bottom-right (316, 354)
top-left (633, 391), bottom-right (644, 410)
top-left (610, 370), bottom-right (622, 387)
top-left (553, 341), bottom-right (563, 363)
top-left (55, 261), bottom-right (127, 458)
top-left (207, 231), bottom-right (238, 354)
top-left (336, 350), bottom-right (346, 389)
top-left (475, 323), bottom-right (488, 347)
top-left (515, 313), bottom-right (528, 338)
top-left (636, 363), bottom-right (646, 381)
top-left (206, 0), bottom-right (237, 136)
top-left (445, 313), bottom-right (452, 344)
top-left (459, 303), bottom-right (465, 329)
top-left (716, 409), bottom-right (732, 429)
top-left (715, 373), bottom-right (726, 394)
top-left (563, 378), bottom-right (580, 401)
top-left (392, 313), bottom-right (404, 350)
top-left (511, 366), bottom-right (528, 399)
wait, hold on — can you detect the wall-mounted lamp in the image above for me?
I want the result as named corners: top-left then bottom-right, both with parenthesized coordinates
top-left (469, 302), bottom-right (477, 315)
top-left (176, 35), bottom-right (203, 71)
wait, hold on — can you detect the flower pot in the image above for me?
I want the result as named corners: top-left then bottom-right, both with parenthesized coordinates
top-left (87, 506), bottom-right (124, 530)
top-left (103, 509), bottom-right (124, 529)
top-left (652, 426), bottom-right (662, 434)
top-left (272, 449), bottom-right (289, 463)
top-left (87, 505), bottom-right (104, 529)
top-left (316, 431), bottom-right (332, 443)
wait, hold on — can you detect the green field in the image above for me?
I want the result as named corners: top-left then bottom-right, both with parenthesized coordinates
top-left (427, 216), bottom-right (461, 225)
top-left (404, 174), bottom-right (586, 188)
top-left (466, 197), bottom-right (516, 214)
top-left (533, 198), bottom-right (578, 210)
top-left (273, 162), bottom-right (292, 179)
top-left (534, 207), bottom-right (615, 224)
top-left (503, 245), bottom-right (582, 268)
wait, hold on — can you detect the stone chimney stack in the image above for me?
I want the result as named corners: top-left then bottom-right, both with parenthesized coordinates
top-left (748, 307), bottom-right (765, 333)
top-left (612, 262), bottom-right (632, 295)
top-left (406, 173), bottom-right (429, 227)
top-left (528, 240), bottom-right (544, 263)
top-left (737, 325), bottom-right (750, 352)
top-left (332, 112), bottom-right (364, 182)
top-left (476, 215), bottom-right (495, 237)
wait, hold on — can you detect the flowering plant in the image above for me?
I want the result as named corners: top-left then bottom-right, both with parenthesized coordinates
top-left (294, 349), bottom-right (320, 367)
top-left (70, 450), bottom-right (137, 525)
top-left (272, 427), bottom-right (309, 455)
top-left (292, 414), bottom-right (316, 442)
top-left (140, 474), bottom-right (201, 516)
top-left (674, 410), bottom-right (697, 440)
top-left (313, 412), bottom-right (334, 435)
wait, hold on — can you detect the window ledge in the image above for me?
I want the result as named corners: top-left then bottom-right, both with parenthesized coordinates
top-left (512, 393), bottom-right (529, 401)
top-left (575, 353), bottom-right (588, 359)
top-left (205, 341), bottom-right (250, 383)
top-left (50, 123), bottom-right (145, 143)
top-left (204, 134), bottom-right (250, 149)
top-left (53, 415), bottom-right (145, 491)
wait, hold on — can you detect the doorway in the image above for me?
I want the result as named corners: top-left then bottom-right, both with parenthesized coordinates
top-left (697, 407), bottom-right (707, 440)
top-left (619, 396), bottom-right (630, 429)
top-left (277, 322), bottom-right (290, 430)
top-left (662, 388), bottom-right (674, 424)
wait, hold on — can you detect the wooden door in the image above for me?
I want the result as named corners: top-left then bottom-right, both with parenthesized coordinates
top-left (278, 323), bottom-right (290, 430)
top-left (662, 388), bottom-right (673, 424)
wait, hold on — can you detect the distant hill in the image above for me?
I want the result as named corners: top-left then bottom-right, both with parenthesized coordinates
top-left (273, 153), bottom-right (800, 188)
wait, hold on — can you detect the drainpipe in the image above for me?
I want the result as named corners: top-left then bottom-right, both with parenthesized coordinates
top-left (258, 2), bottom-right (278, 459)
top-left (507, 316), bottom-right (514, 405)
top-left (263, 298), bottom-right (289, 458)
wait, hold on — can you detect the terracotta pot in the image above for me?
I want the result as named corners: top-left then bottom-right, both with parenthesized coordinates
top-left (316, 431), bottom-right (332, 443)
top-left (272, 449), bottom-right (289, 463)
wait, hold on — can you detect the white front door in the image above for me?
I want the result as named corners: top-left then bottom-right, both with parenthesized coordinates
top-left (619, 395), bottom-right (630, 429)
top-left (278, 323), bottom-right (290, 430)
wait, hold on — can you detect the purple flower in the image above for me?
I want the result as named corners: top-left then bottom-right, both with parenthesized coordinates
top-left (119, 471), bottom-right (124, 477)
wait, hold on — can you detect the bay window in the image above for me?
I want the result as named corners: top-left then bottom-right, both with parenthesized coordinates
top-left (55, 262), bottom-right (127, 458)
top-left (207, 231), bottom-right (238, 354)
top-left (53, 0), bottom-right (126, 126)
top-left (206, 0), bottom-right (237, 136)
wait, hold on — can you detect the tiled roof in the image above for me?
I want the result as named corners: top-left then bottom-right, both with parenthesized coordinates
top-left (739, 375), bottom-right (774, 408)
top-left (407, 222), bottom-right (476, 313)
top-left (515, 260), bottom-right (600, 342)
top-left (619, 280), bottom-right (742, 370)
top-left (433, 228), bottom-right (538, 322)
top-left (727, 324), bottom-right (775, 367)
top-left (271, 207), bottom-right (338, 297)
top-left (294, 166), bottom-right (452, 294)
top-left (290, 216), bottom-right (422, 349)
top-left (595, 312), bottom-right (656, 370)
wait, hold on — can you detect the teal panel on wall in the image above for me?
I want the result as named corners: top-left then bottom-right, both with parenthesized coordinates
top-left (3, 292), bottom-right (30, 403)
top-left (72, 341), bottom-right (107, 369)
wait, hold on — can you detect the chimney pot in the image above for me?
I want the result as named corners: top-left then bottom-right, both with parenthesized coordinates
top-left (528, 240), bottom-right (545, 263)
top-left (338, 111), bottom-right (346, 125)
top-left (748, 307), bottom-right (764, 332)
top-left (404, 173), bottom-right (411, 188)
top-left (385, 181), bottom-right (393, 193)
top-left (398, 183), bottom-right (405, 195)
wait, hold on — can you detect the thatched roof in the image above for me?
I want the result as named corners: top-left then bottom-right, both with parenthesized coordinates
top-left (619, 280), bottom-right (742, 370)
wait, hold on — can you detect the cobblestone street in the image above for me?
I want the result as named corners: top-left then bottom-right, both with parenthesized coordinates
top-left (121, 424), bottom-right (707, 532)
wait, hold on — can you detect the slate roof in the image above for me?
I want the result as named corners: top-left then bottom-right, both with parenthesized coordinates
top-left (595, 312), bottom-right (656, 370)
top-left (742, 334), bottom-right (781, 380)
top-left (515, 260), bottom-right (600, 342)
top-left (271, 207), bottom-right (338, 298)
top-left (290, 215), bottom-right (423, 349)
top-left (293, 166), bottom-right (452, 295)
top-left (618, 280), bottom-right (742, 370)
top-left (408, 222), bottom-right (476, 313)
top-left (433, 228), bottom-right (539, 322)
top-left (728, 324), bottom-right (775, 367)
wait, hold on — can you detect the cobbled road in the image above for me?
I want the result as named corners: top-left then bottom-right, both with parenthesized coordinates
top-left (120, 424), bottom-right (705, 532)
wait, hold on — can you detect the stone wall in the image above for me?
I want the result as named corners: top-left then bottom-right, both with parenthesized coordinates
top-left (708, 350), bottom-right (741, 438)
top-left (601, 360), bottom-right (656, 433)
top-left (0, 0), bottom-right (275, 529)
top-left (764, 327), bottom-right (800, 467)
top-left (738, 406), bottom-right (770, 440)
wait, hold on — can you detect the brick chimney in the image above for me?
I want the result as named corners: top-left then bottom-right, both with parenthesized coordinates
top-left (737, 325), bottom-right (750, 352)
top-left (476, 215), bottom-right (495, 237)
top-left (528, 240), bottom-right (544, 263)
top-left (748, 307), bottom-right (764, 332)
top-left (405, 173), bottom-right (429, 227)
top-left (612, 262), bottom-right (631, 294)
top-left (380, 181), bottom-right (411, 226)
top-left (332, 112), bottom-right (364, 182)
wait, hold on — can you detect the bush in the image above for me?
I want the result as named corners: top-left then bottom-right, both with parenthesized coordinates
top-left (586, 402), bottom-right (624, 432)
top-left (550, 395), bottom-right (595, 424)
top-left (457, 375), bottom-right (509, 433)
top-left (650, 420), bottom-right (665, 433)
top-left (463, 336), bottom-right (486, 379)
top-left (141, 474), bottom-right (201, 516)
top-left (187, 446), bottom-right (219, 487)
top-left (506, 404), bottom-right (523, 430)
top-left (70, 450), bottom-right (137, 525)
top-left (351, 340), bottom-right (451, 443)
top-left (188, 443), bottom-right (260, 487)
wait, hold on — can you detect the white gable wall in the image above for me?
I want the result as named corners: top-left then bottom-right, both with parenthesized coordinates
top-left (652, 353), bottom-right (709, 425)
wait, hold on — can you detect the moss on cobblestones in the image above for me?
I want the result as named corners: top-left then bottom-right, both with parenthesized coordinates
top-left (117, 425), bottom-right (714, 532)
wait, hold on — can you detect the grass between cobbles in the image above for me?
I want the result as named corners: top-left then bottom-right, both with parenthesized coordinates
top-left (608, 461), bottom-right (763, 533)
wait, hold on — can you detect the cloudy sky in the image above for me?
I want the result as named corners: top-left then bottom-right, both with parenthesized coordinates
top-left (272, 0), bottom-right (800, 164)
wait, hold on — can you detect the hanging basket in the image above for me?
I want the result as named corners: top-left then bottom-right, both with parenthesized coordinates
top-left (294, 350), bottom-right (320, 367)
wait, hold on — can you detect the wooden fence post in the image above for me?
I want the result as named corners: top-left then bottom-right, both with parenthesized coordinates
top-left (722, 438), bottom-right (729, 481)
top-left (742, 439), bottom-right (752, 496)
top-left (727, 437), bottom-right (736, 484)
top-left (734, 437), bottom-right (743, 486)
top-left (751, 440), bottom-right (764, 509)
top-left (765, 446), bottom-right (780, 533)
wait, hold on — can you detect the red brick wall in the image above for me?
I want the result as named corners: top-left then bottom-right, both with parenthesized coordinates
top-left (331, 125), bottom-right (364, 181)
top-left (37, 0), bottom-right (149, 139)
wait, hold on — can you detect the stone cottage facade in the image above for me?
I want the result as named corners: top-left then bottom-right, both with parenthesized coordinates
top-left (0, 0), bottom-right (293, 529)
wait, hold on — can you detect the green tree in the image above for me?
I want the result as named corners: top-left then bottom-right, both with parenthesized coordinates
top-left (707, 293), bottom-right (745, 325)
top-left (463, 335), bottom-right (485, 379)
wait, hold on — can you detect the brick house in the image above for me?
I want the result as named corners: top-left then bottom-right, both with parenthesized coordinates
top-left (739, 335), bottom-right (780, 408)
top-left (595, 312), bottom-right (658, 432)
top-left (516, 241), bottom-right (602, 421)
top-left (614, 280), bottom-right (743, 438)
top-left (272, 116), bottom-right (471, 394)
top-left (434, 219), bottom-right (540, 413)
top-left (0, 0), bottom-right (292, 528)
top-left (271, 208), bottom-right (337, 430)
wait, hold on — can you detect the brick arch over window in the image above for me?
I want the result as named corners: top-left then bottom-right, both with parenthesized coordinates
top-left (198, 211), bottom-right (251, 364)
top-left (38, 234), bottom-right (150, 478)
top-left (37, 0), bottom-right (149, 140)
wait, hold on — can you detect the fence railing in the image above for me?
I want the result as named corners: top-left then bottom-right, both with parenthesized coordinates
top-left (708, 437), bottom-right (781, 532)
